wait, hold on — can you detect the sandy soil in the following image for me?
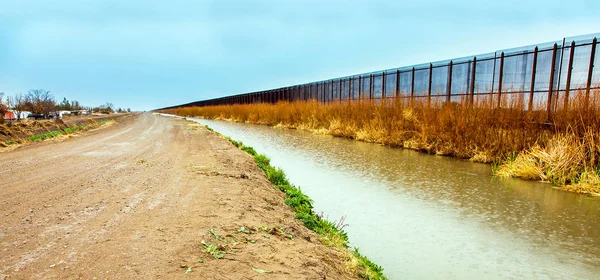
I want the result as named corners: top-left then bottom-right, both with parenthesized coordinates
top-left (0, 113), bottom-right (354, 279)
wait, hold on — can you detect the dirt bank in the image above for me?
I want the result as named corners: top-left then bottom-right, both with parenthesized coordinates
top-left (0, 114), bottom-right (131, 144)
top-left (0, 113), bottom-right (356, 279)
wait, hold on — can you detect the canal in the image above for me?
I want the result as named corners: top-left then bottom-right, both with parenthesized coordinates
top-left (188, 117), bottom-right (600, 279)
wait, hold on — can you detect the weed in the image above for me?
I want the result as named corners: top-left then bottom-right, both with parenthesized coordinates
top-left (257, 226), bottom-right (271, 231)
top-left (201, 240), bottom-right (225, 259)
top-left (5, 140), bottom-right (17, 145)
top-left (250, 265), bottom-right (272, 274)
top-left (209, 228), bottom-right (222, 241)
top-left (216, 134), bottom-right (386, 279)
top-left (237, 226), bottom-right (251, 234)
top-left (241, 145), bottom-right (257, 156)
top-left (20, 120), bottom-right (111, 144)
top-left (353, 248), bottom-right (385, 280)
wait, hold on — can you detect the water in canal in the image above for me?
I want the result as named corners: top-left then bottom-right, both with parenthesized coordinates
top-left (188, 117), bottom-right (600, 279)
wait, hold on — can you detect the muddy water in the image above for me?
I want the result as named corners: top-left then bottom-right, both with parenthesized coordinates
top-left (190, 118), bottom-right (600, 279)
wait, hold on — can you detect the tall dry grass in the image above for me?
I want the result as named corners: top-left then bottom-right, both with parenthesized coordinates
top-left (162, 90), bottom-right (600, 195)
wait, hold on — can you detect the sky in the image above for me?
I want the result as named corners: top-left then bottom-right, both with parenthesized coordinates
top-left (1, 0), bottom-right (599, 111)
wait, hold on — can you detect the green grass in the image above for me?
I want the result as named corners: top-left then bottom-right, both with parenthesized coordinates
top-left (206, 124), bottom-right (386, 280)
top-left (27, 130), bottom-right (64, 142)
top-left (25, 120), bottom-right (110, 143)
top-left (3, 140), bottom-right (18, 146)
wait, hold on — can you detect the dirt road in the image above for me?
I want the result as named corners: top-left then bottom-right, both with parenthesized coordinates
top-left (0, 113), bottom-right (352, 279)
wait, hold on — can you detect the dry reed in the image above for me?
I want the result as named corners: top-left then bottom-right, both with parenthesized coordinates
top-left (162, 90), bottom-right (600, 195)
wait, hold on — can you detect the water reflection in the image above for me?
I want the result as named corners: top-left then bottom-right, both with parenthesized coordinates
top-left (191, 118), bottom-right (600, 279)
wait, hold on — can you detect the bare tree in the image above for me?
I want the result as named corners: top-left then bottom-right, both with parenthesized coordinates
top-left (26, 89), bottom-right (55, 117)
top-left (0, 92), bottom-right (8, 123)
top-left (12, 93), bottom-right (26, 120)
top-left (105, 102), bottom-right (114, 112)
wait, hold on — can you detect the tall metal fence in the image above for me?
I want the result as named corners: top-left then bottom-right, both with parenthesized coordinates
top-left (162, 33), bottom-right (599, 113)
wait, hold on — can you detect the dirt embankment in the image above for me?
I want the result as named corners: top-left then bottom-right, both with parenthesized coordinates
top-left (0, 114), bottom-right (131, 144)
top-left (0, 113), bottom-right (356, 279)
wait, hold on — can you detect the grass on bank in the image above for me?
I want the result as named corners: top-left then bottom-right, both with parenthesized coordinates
top-left (162, 91), bottom-right (600, 195)
top-left (2, 119), bottom-right (111, 147)
top-left (220, 132), bottom-right (385, 279)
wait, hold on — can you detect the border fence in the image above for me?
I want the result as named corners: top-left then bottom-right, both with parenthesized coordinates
top-left (160, 33), bottom-right (599, 114)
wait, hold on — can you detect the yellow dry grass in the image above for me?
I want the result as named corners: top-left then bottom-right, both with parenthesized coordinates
top-left (162, 90), bottom-right (600, 195)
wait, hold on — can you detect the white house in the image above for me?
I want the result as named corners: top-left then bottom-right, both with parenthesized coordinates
top-left (3, 110), bottom-right (32, 120)
top-left (73, 110), bottom-right (91, 116)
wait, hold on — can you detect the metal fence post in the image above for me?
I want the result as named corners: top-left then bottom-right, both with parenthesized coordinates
top-left (470, 57), bottom-right (477, 108)
top-left (358, 76), bottom-right (362, 101)
top-left (395, 70), bottom-right (400, 98)
top-left (428, 64), bottom-right (433, 107)
top-left (564, 41), bottom-right (576, 110)
top-left (547, 44), bottom-right (558, 119)
top-left (446, 61), bottom-right (453, 103)
top-left (529, 47), bottom-right (538, 111)
top-left (338, 79), bottom-right (342, 102)
top-left (586, 37), bottom-right (597, 104)
top-left (382, 72), bottom-right (386, 98)
top-left (347, 77), bottom-right (351, 101)
top-left (497, 52), bottom-right (505, 108)
top-left (369, 74), bottom-right (373, 100)
top-left (411, 67), bottom-right (415, 103)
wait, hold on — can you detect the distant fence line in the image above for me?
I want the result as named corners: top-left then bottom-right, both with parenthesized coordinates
top-left (161, 33), bottom-right (599, 114)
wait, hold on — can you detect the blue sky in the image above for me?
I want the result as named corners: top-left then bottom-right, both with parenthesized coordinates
top-left (1, 1), bottom-right (599, 111)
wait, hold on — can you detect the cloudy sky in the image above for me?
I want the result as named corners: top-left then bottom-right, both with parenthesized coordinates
top-left (1, 0), bottom-right (598, 110)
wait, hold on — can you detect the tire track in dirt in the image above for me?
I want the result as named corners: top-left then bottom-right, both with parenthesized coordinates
top-left (0, 113), bottom-right (356, 279)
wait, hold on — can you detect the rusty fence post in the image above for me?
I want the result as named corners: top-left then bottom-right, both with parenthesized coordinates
top-left (497, 53), bottom-right (505, 108)
top-left (338, 79), bottom-right (342, 102)
top-left (585, 37), bottom-right (597, 105)
top-left (348, 77), bottom-right (352, 101)
top-left (564, 41), bottom-right (576, 110)
top-left (470, 57), bottom-right (477, 108)
top-left (410, 67), bottom-right (415, 104)
top-left (446, 61), bottom-right (453, 103)
top-left (547, 44), bottom-right (558, 119)
top-left (529, 47), bottom-right (538, 111)
top-left (395, 70), bottom-right (400, 100)
top-left (358, 76), bottom-right (362, 101)
top-left (428, 64), bottom-right (433, 107)
top-left (382, 72), bottom-right (386, 99)
top-left (369, 74), bottom-right (373, 100)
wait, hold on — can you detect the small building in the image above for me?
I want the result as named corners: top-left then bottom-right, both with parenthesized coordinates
top-left (49, 110), bottom-right (73, 119)
top-left (72, 110), bottom-right (91, 116)
top-left (3, 110), bottom-right (32, 120)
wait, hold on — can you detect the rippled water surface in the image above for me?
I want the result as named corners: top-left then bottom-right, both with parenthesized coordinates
top-left (188, 117), bottom-right (600, 280)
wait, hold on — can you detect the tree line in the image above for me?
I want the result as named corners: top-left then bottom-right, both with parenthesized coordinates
top-left (0, 89), bottom-right (130, 122)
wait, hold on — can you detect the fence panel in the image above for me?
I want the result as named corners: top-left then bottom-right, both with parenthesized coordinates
top-left (570, 44), bottom-right (592, 90)
top-left (502, 53), bottom-right (534, 93)
top-left (351, 78), bottom-right (360, 99)
top-left (398, 71), bottom-right (412, 97)
top-left (431, 66), bottom-right (448, 96)
top-left (413, 68), bottom-right (430, 97)
top-left (332, 80), bottom-right (340, 101)
top-left (170, 34), bottom-right (600, 114)
top-left (361, 76), bottom-right (371, 99)
top-left (385, 72), bottom-right (396, 98)
top-left (451, 62), bottom-right (471, 95)
top-left (373, 74), bottom-right (383, 99)
top-left (474, 58), bottom-right (496, 94)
